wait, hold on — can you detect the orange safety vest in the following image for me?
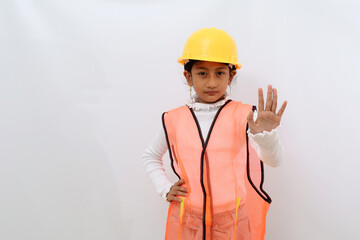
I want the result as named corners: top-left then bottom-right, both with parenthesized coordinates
top-left (162, 100), bottom-right (272, 240)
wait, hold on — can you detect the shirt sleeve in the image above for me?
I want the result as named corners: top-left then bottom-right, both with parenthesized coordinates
top-left (141, 129), bottom-right (173, 200)
top-left (247, 110), bottom-right (285, 167)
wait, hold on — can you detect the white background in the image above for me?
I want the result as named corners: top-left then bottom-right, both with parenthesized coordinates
top-left (1, 0), bottom-right (359, 239)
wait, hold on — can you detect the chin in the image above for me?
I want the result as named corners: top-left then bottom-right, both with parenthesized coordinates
top-left (200, 96), bottom-right (222, 103)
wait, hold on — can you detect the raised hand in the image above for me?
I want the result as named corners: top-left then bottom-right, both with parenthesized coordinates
top-left (166, 179), bottom-right (188, 202)
top-left (247, 85), bottom-right (287, 135)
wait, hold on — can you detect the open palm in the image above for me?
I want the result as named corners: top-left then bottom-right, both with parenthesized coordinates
top-left (247, 85), bottom-right (287, 134)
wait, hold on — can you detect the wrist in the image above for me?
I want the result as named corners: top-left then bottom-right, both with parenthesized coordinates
top-left (248, 126), bottom-right (280, 148)
top-left (162, 184), bottom-right (173, 200)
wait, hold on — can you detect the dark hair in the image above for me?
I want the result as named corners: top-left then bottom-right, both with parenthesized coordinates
top-left (184, 59), bottom-right (236, 72)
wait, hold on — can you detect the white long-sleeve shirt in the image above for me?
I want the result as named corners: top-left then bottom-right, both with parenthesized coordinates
top-left (142, 93), bottom-right (285, 200)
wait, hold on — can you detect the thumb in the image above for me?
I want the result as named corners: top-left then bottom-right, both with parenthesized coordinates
top-left (176, 179), bottom-right (185, 186)
top-left (247, 111), bottom-right (255, 126)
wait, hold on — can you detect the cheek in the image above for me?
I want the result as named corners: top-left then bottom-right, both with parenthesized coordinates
top-left (221, 78), bottom-right (230, 86)
top-left (192, 78), bottom-right (204, 87)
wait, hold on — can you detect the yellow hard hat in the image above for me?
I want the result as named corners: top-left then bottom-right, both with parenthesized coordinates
top-left (178, 27), bottom-right (242, 69)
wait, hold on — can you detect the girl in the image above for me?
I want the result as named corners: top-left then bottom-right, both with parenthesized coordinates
top-left (142, 28), bottom-right (287, 240)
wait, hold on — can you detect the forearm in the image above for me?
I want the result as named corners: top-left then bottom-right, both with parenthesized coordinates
top-left (247, 123), bottom-right (285, 167)
top-left (142, 130), bottom-right (173, 200)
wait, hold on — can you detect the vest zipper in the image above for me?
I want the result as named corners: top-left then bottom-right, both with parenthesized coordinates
top-left (188, 99), bottom-right (232, 240)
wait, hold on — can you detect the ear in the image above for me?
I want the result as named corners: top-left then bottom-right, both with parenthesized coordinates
top-left (184, 70), bottom-right (193, 86)
top-left (228, 70), bottom-right (237, 85)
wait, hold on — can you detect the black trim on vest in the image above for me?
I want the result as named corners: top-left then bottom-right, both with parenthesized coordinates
top-left (245, 106), bottom-right (272, 203)
top-left (162, 112), bottom-right (181, 179)
top-left (188, 99), bottom-right (232, 240)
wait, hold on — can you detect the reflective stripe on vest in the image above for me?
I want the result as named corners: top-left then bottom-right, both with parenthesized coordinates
top-left (162, 100), bottom-right (271, 240)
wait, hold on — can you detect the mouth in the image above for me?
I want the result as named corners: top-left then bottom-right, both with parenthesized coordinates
top-left (205, 91), bottom-right (218, 95)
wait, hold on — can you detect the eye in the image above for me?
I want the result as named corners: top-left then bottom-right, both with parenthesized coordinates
top-left (217, 72), bottom-right (225, 76)
top-left (198, 72), bottom-right (206, 76)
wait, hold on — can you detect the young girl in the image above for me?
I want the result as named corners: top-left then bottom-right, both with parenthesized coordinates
top-left (142, 28), bottom-right (287, 240)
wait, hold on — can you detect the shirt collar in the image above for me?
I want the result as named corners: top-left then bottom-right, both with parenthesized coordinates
top-left (186, 92), bottom-right (231, 111)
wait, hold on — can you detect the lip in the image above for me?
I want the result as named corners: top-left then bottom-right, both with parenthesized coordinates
top-left (205, 91), bottom-right (218, 95)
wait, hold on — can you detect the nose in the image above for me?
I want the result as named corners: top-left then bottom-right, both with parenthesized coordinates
top-left (206, 74), bottom-right (218, 88)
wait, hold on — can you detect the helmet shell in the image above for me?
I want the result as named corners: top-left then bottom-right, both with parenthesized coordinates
top-left (178, 28), bottom-right (242, 69)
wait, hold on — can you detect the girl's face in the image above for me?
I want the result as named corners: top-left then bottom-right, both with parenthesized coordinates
top-left (184, 61), bottom-right (236, 103)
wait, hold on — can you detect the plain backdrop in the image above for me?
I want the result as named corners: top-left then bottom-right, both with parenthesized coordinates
top-left (1, 0), bottom-right (359, 239)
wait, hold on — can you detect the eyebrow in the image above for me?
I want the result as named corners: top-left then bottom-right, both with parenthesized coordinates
top-left (215, 67), bottom-right (227, 70)
top-left (194, 66), bottom-right (227, 70)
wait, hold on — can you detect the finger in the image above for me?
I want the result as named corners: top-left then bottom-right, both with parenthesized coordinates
top-left (172, 185), bottom-right (188, 193)
top-left (178, 187), bottom-right (188, 192)
top-left (247, 111), bottom-right (255, 125)
top-left (258, 88), bottom-right (264, 112)
top-left (169, 195), bottom-right (182, 202)
top-left (265, 85), bottom-right (273, 111)
top-left (277, 101), bottom-right (287, 117)
top-left (271, 88), bottom-right (277, 112)
top-left (175, 190), bottom-right (188, 197)
top-left (175, 179), bottom-right (185, 186)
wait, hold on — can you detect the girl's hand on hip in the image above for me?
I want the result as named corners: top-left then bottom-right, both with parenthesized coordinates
top-left (247, 85), bottom-right (287, 134)
top-left (166, 179), bottom-right (188, 202)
